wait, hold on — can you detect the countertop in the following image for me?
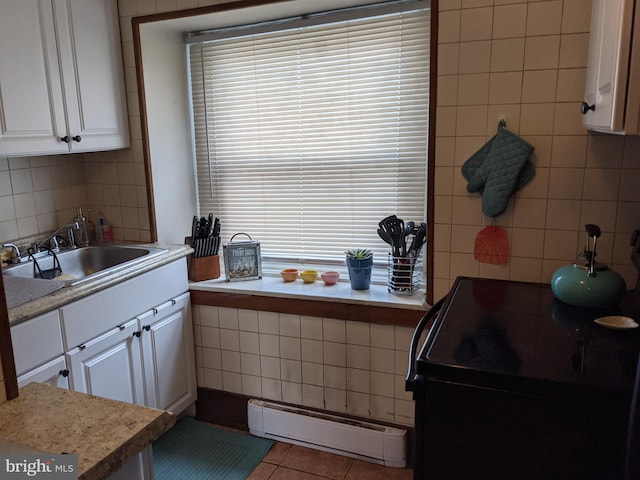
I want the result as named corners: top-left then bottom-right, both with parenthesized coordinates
top-left (6, 243), bottom-right (192, 326)
top-left (0, 383), bottom-right (176, 480)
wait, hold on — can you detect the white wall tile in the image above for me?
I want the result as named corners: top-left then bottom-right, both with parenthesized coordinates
top-left (218, 307), bottom-right (238, 329)
top-left (238, 310), bottom-right (259, 332)
top-left (200, 326), bottom-right (220, 349)
top-left (301, 315), bottom-right (323, 339)
top-left (347, 344), bottom-right (370, 370)
top-left (239, 331), bottom-right (260, 354)
top-left (302, 384), bottom-right (324, 409)
top-left (370, 348), bottom-right (395, 374)
top-left (221, 350), bottom-right (241, 373)
top-left (346, 321), bottom-right (369, 346)
top-left (322, 318), bottom-right (345, 343)
top-left (242, 375), bottom-right (262, 398)
top-left (301, 339), bottom-right (323, 364)
top-left (279, 313), bottom-right (301, 337)
top-left (240, 353), bottom-right (261, 376)
top-left (324, 388), bottom-right (346, 413)
top-left (347, 368), bottom-right (370, 394)
top-left (262, 378), bottom-right (282, 401)
top-left (261, 356), bottom-right (281, 380)
top-left (282, 381), bottom-right (302, 404)
top-left (324, 365), bottom-right (346, 390)
top-left (258, 311), bottom-right (279, 334)
top-left (347, 391), bottom-right (370, 418)
top-left (281, 359), bottom-right (302, 383)
top-left (280, 336), bottom-right (301, 360)
top-left (259, 334), bottom-right (280, 357)
top-left (323, 341), bottom-right (346, 367)
top-left (302, 362), bottom-right (324, 386)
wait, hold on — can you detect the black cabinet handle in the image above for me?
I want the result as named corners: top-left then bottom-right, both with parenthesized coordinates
top-left (143, 325), bottom-right (151, 332)
top-left (61, 136), bottom-right (70, 143)
top-left (581, 102), bottom-right (595, 114)
top-left (59, 369), bottom-right (69, 377)
top-left (133, 331), bottom-right (141, 338)
top-left (72, 135), bottom-right (81, 142)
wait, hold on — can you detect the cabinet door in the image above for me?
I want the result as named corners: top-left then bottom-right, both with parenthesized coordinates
top-left (11, 310), bottom-right (64, 377)
top-left (0, 0), bottom-right (68, 156)
top-left (583, 0), bottom-right (635, 133)
top-left (53, 0), bottom-right (130, 152)
top-left (67, 318), bottom-right (145, 405)
top-left (17, 356), bottom-right (69, 390)
top-left (140, 292), bottom-right (196, 413)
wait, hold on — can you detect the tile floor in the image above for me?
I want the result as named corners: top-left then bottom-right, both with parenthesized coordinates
top-left (247, 441), bottom-right (414, 480)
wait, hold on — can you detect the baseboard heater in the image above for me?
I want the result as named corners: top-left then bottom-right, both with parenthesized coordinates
top-left (247, 399), bottom-right (407, 468)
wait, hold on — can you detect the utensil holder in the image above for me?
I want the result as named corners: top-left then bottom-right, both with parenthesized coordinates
top-left (387, 254), bottom-right (422, 295)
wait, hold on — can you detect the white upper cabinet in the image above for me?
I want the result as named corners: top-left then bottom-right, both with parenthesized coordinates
top-left (0, 0), bottom-right (129, 157)
top-left (582, 0), bottom-right (640, 134)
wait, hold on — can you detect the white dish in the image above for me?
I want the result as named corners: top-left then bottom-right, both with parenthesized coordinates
top-left (594, 316), bottom-right (639, 330)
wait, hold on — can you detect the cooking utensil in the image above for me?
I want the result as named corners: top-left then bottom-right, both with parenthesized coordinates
top-left (379, 215), bottom-right (405, 257)
top-left (407, 223), bottom-right (426, 258)
top-left (474, 224), bottom-right (509, 264)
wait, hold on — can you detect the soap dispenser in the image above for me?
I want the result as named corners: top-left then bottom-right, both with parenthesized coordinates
top-left (551, 224), bottom-right (626, 308)
top-left (73, 207), bottom-right (90, 247)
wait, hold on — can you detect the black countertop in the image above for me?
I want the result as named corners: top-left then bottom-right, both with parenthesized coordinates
top-left (418, 277), bottom-right (640, 397)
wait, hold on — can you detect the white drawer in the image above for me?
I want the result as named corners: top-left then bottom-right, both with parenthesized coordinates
top-left (61, 259), bottom-right (188, 348)
top-left (11, 310), bottom-right (64, 376)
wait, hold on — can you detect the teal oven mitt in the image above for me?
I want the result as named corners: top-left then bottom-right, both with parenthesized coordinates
top-left (461, 127), bottom-right (535, 217)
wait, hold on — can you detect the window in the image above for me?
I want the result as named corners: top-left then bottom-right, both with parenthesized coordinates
top-left (187, 0), bottom-right (430, 278)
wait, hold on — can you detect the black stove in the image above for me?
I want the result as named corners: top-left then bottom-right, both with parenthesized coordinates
top-left (407, 277), bottom-right (640, 480)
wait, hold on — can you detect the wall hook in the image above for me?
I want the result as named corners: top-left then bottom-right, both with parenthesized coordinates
top-left (498, 118), bottom-right (506, 130)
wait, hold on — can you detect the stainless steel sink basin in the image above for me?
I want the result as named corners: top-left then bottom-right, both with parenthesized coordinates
top-left (3, 245), bottom-right (167, 286)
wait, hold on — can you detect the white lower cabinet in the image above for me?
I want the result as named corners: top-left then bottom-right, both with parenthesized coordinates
top-left (66, 318), bottom-right (145, 405)
top-left (139, 292), bottom-right (195, 413)
top-left (10, 259), bottom-right (195, 480)
top-left (17, 356), bottom-right (69, 390)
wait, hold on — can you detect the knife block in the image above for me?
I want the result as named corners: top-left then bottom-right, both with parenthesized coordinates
top-left (185, 237), bottom-right (220, 281)
top-left (188, 255), bottom-right (220, 281)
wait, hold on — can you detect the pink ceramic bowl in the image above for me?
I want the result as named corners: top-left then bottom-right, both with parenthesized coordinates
top-left (281, 268), bottom-right (298, 282)
top-left (321, 271), bottom-right (340, 285)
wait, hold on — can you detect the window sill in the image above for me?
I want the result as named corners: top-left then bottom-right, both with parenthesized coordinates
top-left (189, 275), bottom-right (428, 327)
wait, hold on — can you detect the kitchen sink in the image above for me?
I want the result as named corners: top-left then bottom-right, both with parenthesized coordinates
top-left (2, 245), bottom-right (167, 286)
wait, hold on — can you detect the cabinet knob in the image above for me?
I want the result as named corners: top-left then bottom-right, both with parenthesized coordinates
top-left (59, 369), bottom-right (69, 378)
top-left (118, 325), bottom-right (125, 331)
top-left (61, 136), bottom-right (71, 143)
top-left (581, 102), bottom-right (595, 114)
top-left (133, 331), bottom-right (142, 338)
top-left (72, 135), bottom-right (82, 142)
top-left (143, 325), bottom-right (151, 332)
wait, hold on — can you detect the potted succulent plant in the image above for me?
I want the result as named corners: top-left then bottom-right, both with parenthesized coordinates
top-left (345, 248), bottom-right (373, 290)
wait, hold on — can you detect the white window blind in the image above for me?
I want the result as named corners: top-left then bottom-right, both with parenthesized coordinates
top-left (188, 1), bottom-right (429, 272)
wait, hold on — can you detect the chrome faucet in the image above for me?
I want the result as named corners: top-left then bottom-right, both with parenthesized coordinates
top-left (35, 222), bottom-right (80, 252)
top-left (2, 243), bottom-right (22, 263)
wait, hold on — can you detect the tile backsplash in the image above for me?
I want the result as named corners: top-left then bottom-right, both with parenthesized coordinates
top-left (192, 305), bottom-right (416, 427)
top-left (433, 0), bottom-right (640, 300)
top-left (0, 150), bottom-right (150, 248)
